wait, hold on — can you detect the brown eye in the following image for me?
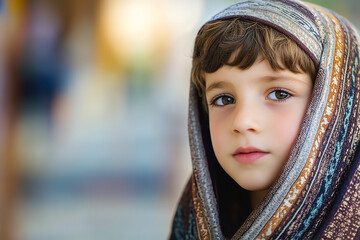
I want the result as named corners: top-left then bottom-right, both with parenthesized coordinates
top-left (221, 96), bottom-right (235, 105)
top-left (212, 95), bottom-right (235, 106)
top-left (268, 90), bottom-right (291, 101)
top-left (275, 91), bottom-right (288, 99)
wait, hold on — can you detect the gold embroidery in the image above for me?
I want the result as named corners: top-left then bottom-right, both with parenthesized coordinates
top-left (192, 178), bottom-right (210, 240)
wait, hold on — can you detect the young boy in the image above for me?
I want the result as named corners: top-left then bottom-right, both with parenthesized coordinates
top-left (171, 0), bottom-right (360, 239)
top-left (194, 18), bottom-right (315, 203)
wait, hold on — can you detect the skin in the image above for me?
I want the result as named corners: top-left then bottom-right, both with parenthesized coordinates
top-left (205, 57), bottom-right (313, 205)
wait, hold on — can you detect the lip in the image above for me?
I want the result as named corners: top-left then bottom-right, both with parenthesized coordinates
top-left (232, 147), bottom-right (269, 164)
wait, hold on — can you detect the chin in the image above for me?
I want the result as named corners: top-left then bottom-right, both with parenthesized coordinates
top-left (237, 180), bottom-right (271, 192)
top-left (242, 185), bottom-right (268, 192)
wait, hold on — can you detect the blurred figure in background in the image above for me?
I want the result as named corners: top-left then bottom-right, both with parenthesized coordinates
top-left (1, 0), bottom-right (71, 239)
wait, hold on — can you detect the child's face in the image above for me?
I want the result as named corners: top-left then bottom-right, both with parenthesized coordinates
top-left (205, 57), bottom-right (313, 191)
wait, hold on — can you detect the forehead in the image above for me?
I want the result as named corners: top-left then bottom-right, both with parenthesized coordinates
top-left (205, 59), bottom-right (312, 93)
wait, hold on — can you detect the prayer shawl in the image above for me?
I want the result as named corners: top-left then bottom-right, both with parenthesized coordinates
top-left (170, 0), bottom-right (360, 239)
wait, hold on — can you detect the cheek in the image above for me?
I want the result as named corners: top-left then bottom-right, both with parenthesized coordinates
top-left (272, 109), bottom-right (304, 149)
top-left (209, 114), bottom-right (227, 156)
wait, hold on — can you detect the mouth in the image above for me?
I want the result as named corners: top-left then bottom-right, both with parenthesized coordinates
top-left (232, 147), bottom-right (269, 164)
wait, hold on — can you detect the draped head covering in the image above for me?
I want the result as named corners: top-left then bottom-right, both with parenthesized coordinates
top-left (170, 0), bottom-right (360, 239)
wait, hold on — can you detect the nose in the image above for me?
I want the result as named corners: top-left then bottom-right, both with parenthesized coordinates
top-left (232, 101), bottom-right (262, 134)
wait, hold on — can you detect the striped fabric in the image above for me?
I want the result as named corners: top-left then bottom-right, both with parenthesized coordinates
top-left (170, 0), bottom-right (360, 239)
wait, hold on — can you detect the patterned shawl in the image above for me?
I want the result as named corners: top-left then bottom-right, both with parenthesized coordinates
top-left (170, 0), bottom-right (360, 239)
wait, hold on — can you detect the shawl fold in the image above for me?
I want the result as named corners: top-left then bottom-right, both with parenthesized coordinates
top-left (171, 0), bottom-right (360, 239)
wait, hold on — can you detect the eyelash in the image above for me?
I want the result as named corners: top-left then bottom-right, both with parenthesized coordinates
top-left (209, 88), bottom-right (293, 107)
top-left (267, 88), bottom-right (293, 102)
top-left (209, 94), bottom-right (235, 107)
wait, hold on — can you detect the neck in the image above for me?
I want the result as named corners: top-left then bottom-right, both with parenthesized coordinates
top-left (250, 189), bottom-right (268, 210)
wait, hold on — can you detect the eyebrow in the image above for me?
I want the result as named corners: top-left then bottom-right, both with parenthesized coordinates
top-left (208, 75), bottom-right (310, 88)
top-left (205, 74), bottom-right (311, 94)
top-left (263, 75), bottom-right (311, 85)
top-left (206, 81), bottom-right (231, 93)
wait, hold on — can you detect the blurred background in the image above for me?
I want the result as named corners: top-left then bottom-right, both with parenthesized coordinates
top-left (0, 0), bottom-right (359, 239)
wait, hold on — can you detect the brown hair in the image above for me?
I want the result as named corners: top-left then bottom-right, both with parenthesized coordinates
top-left (192, 18), bottom-right (317, 110)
